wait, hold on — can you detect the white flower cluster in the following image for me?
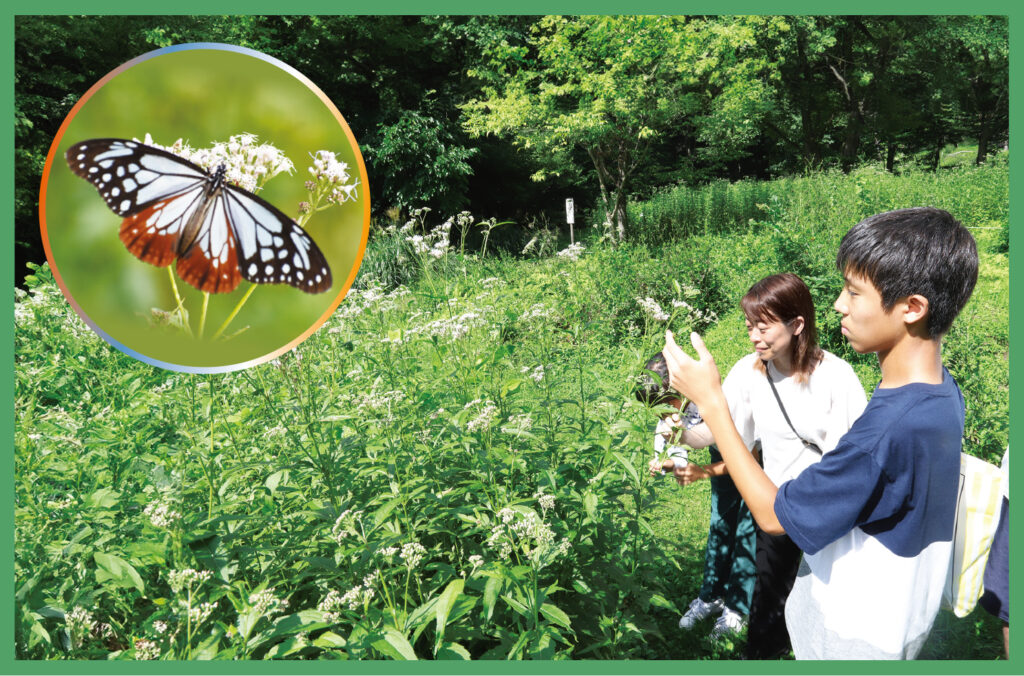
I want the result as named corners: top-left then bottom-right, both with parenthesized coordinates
top-left (485, 507), bottom-right (570, 566)
top-left (134, 638), bottom-right (160, 660)
top-left (47, 494), bottom-right (74, 511)
top-left (406, 220), bottom-right (452, 259)
top-left (153, 620), bottom-right (168, 635)
top-left (319, 581), bottom-right (375, 621)
top-left (400, 542), bottom-right (428, 569)
top-left (335, 283), bottom-right (408, 321)
top-left (468, 554), bottom-right (484, 570)
top-left (167, 568), bottom-right (212, 594)
top-left (331, 509), bottom-right (363, 544)
top-left (519, 303), bottom-right (551, 322)
top-left (308, 150), bottom-right (358, 206)
top-left (670, 297), bottom-right (719, 325)
top-left (401, 310), bottom-right (484, 344)
top-left (138, 133), bottom-right (294, 194)
top-left (520, 365), bottom-right (545, 383)
top-left (144, 499), bottom-right (182, 529)
top-left (264, 425), bottom-right (287, 439)
top-left (479, 277), bottom-right (505, 289)
top-left (501, 413), bottom-right (534, 435)
top-left (185, 600), bottom-right (217, 626)
top-left (248, 588), bottom-right (289, 617)
top-left (357, 389), bottom-right (406, 412)
top-left (534, 490), bottom-right (556, 513)
top-left (65, 606), bottom-right (94, 637)
top-left (464, 399), bottom-right (499, 433)
top-left (556, 242), bottom-right (586, 261)
top-left (637, 297), bottom-right (670, 322)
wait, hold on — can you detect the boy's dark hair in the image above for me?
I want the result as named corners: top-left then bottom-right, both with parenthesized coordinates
top-left (836, 207), bottom-right (978, 339)
top-left (634, 351), bottom-right (679, 406)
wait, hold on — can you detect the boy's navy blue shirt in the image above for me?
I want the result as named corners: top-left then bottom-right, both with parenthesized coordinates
top-left (775, 367), bottom-right (962, 556)
top-left (772, 367), bottom-right (964, 659)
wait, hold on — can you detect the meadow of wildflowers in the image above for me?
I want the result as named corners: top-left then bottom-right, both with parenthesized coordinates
top-left (15, 166), bottom-right (1008, 659)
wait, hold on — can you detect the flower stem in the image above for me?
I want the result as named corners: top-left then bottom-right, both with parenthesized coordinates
top-left (199, 292), bottom-right (210, 339)
top-left (212, 285), bottom-right (257, 341)
top-left (167, 267), bottom-right (194, 338)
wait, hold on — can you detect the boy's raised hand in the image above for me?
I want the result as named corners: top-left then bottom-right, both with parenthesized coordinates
top-left (663, 330), bottom-right (724, 410)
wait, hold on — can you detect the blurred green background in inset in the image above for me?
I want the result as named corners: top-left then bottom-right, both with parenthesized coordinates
top-left (44, 46), bottom-right (368, 369)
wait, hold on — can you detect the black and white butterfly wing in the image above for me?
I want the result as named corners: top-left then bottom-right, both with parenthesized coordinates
top-left (174, 192), bottom-right (244, 294)
top-left (66, 137), bottom-right (334, 295)
top-left (223, 185), bottom-right (333, 294)
top-left (66, 139), bottom-right (209, 217)
top-left (67, 139), bottom-right (211, 270)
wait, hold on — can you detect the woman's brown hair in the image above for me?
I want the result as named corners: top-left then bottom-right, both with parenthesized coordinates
top-left (740, 273), bottom-right (823, 383)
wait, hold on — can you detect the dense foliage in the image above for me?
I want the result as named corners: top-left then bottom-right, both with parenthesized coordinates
top-left (15, 163), bottom-right (1007, 660)
top-left (15, 15), bottom-right (1008, 279)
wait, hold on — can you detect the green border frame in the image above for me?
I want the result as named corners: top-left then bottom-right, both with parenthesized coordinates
top-left (4, 4), bottom-right (1019, 675)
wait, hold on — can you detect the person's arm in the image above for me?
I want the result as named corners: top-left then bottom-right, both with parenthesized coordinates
top-left (663, 330), bottom-right (784, 534)
top-left (674, 460), bottom-right (727, 486)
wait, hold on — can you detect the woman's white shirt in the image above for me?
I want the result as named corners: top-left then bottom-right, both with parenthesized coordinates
top-left (723, 350), bottom-right (868, 485)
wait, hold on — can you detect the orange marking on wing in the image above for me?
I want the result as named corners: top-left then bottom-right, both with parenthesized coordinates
top-left (118, 200), bottom-right (179, 268)
top-left (175, 222), bottom-right (241, 294)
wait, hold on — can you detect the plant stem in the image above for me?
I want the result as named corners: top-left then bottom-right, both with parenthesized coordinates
top-left (199, 292), bottom-right (210, 339)
top-left (212, 285), bottom-right (256, 340)
top-left (167, 267), bottom-right (194, 338)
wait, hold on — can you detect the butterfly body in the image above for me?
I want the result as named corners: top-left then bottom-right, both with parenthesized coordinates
top-left (66, 138), bottom-right (332, 294)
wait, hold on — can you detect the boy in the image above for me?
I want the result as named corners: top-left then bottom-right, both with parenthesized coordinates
top-left (663, 207), bottom-right (978, 659)
top-left (635, 352), bottom-right (757, 639)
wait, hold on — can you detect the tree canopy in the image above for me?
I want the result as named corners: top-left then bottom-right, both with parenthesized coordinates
top-left (15, 15), bottom-right (1009, 275)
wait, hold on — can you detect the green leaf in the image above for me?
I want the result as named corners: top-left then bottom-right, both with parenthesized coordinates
top-left (248, 611), bottom-right (330, 651)
top-left (483, 575), bottom-right (502, 623)
top-left (434, 578), bottom-right (464, 655)
top-left (436, 641), bottom-right (471, 660)
top-left (583, 491), bottom-right (598, 521)
top-left (648, 593), bottom-right (680, 614)
top-left (265, 470), bottom-right (288, 495)
top-left (539, 602), bottom-right (573, 631)
top-left (312, 631), bottom-right (347, 649)
top-left (93, 552), bottom-right (144, 592)
top-left (611, 451), bottom-right (640, 486)
top-left (84, 488), bottom-right (120, 510)
top-left (372, 628), bottom-right (418, 660)
top-left (500, 594), bottom-right (529, 617)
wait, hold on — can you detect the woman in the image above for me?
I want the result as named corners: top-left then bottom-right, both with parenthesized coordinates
top-left (663, 273), bottom-right (867, 658)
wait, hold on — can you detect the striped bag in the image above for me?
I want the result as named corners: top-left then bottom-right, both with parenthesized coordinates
top-left (943, 452), bottom-right (1005, 618)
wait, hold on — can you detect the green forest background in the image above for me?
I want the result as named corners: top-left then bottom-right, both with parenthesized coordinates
top-left (16, 15), bottom-right (1007, 278)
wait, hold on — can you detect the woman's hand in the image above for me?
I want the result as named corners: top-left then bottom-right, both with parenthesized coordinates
top-left (663, 330), bottom-right (724, 411)
top-left (660, 412), bottom-right (683, 442)
top-left (648, 457), bottom-right (674, 476)
top-left (674, 463), bottom-right (711, 486)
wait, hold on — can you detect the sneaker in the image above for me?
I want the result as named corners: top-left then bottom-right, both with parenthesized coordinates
top-left (678, 597), bottom-right (724, 630)
top-left (709, 606), bottom-right (746, 638)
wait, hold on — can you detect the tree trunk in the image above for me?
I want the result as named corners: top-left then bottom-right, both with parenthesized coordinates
top-left (976, 116), bottom-right (991, 165)
top-left (886, 141), bottom-right (896, 173)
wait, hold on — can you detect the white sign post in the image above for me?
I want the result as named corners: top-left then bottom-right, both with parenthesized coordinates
top-left (565, 198), bottom-right (575, 244)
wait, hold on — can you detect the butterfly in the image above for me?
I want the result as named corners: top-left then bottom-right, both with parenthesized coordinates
top-left (65, 138), bottom-right (332, 294)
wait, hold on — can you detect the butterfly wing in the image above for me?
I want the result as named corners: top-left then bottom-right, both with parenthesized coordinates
top-left (66, 139), bottom-right (209, 216)
top-left (66, 138), bottom-right (332, 295)
top-left (67, 138), bottom-right (212, 270)
top-left (118, 186), bottom-right (205, 268)
top-left (223, 185), bottom-right (333, 294)
top-left (174, 193), bottom-right (242, 294)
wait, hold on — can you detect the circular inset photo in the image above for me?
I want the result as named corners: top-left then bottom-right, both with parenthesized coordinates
top-left (40, 43), bottom-right (369, 373)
